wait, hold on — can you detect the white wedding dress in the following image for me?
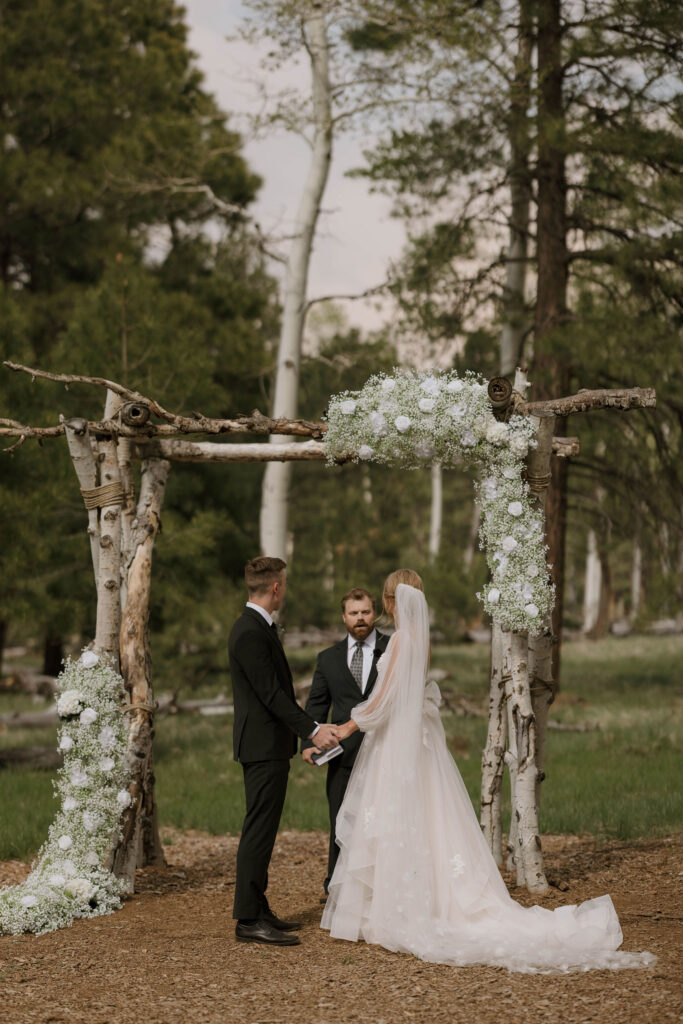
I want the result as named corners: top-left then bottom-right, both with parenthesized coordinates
top-left (321, 584), bottom-right (655, 973)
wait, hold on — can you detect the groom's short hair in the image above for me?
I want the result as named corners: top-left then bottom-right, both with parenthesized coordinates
top-left (245, 556), bottom-right (287, 595)
top-left (341, 587), bottom-right (376, 612)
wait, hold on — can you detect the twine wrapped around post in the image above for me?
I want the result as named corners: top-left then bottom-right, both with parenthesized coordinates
top-left (80, 482), bottom-right (124, 510)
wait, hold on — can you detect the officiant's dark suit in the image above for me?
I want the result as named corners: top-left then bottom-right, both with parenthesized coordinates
top-left (301, 627), bottom-right (389, 891)
top-left (229, 600), bottom-right (318, 925)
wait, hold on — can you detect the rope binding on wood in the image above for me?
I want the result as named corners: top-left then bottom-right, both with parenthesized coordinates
top-left (80, 482), bottom-right (124, 509)
top-left (121, 701), bottom-right (156, 714)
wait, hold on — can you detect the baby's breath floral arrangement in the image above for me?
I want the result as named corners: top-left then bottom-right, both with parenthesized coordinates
top-left (325, 369), bottom-right (554, 634)
top-left (0, 652), bottom-right (131, 935)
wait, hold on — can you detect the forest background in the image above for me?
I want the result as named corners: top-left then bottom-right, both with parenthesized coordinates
top-left (1, 0), bottom-right (681, 700)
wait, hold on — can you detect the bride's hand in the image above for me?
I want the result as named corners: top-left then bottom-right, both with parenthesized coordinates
top-left (336, 719), bottom-right (358, 741)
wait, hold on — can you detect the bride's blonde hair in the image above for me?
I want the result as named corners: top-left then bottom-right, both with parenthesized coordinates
top-left (383, 569), bottom-right (424, 602)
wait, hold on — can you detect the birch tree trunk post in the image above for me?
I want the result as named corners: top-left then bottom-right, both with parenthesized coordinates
top-left (502, 629), bottom-right (523, 885)
top-left (259, 5), bottom-right (333, 559)
top-left (112, 457), bottom-right (170, 888)
top-left (582, 529), bottom-right (602, 633)
top-left (480, 620), bottom-right (507, 866)
top-left (94, 391), bottom-right (124, 660)
top-left (505, 631), bottom-right (549, 893)
top-left (62, 416), bottom-right (100, 585)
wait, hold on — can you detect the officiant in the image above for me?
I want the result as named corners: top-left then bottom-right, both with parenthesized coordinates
top-left (301, 587), bottom-right (390, 896)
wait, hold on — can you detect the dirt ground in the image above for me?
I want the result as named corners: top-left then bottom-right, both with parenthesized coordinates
top-left (0, 830), bottom-right (681, 1024)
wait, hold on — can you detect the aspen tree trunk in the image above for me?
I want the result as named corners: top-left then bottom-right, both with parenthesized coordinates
top-left (630, 538), bottom-right (642, 622)
top-left (533, 0), bottom-right (569, 687)
top-left (112, 458), bottom-right (170, 887)
top-left (582, 529), bottom-right (601, 633)
top-left (259, 5), bottom-right (333, 559)
top-left (462, 498), bottom-right (481, 571)
top-left (63, 416), bottom-right (100, 586)
top-left (502, 629), bottom-right (524, 885)
top-left (500, 0), bottom-right (533, 377)
top-left (480, 621), bottom-right (506, 866)
top-left (505, 632), bottom-right (548, 893)
top-left (428, 463), bottom-right (443, 561)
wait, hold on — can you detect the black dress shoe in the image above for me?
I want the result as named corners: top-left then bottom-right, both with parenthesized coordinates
top-left (261, 910), bottom-right (302, 931)
top-left (235, 920), bottom-right (300, 946)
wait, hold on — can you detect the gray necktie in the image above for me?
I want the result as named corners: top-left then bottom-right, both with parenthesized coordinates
top-left (350, 641), bottom-right (364, 688)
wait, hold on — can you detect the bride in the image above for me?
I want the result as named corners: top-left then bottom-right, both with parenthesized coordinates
top-left (321, 569), bottom-right (654, 973)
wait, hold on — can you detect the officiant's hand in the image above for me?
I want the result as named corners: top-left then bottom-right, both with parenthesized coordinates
top-left (302, 746), bottom-right (319, 765)
top-left (315, 723), bottom-right (341, 750)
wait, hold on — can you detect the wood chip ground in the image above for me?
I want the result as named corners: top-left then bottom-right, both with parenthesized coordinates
top-left (1, 831), bottom-right (681, 1024)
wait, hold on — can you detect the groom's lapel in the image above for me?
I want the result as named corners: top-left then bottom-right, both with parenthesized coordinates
top-left (364, 633), bottom-right (388, 697)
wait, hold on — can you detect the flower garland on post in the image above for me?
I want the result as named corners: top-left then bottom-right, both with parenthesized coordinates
top-left (0, 653), bottom-right (131, 935)
top-left (325, 369), bottom-right (554, 635)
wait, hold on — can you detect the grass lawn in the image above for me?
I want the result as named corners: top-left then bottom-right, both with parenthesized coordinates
top-left (1, 634), bottom-right (681, 861)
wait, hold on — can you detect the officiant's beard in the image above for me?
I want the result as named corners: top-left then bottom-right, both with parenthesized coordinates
top-left (348, 621), bottom-right (372, 640)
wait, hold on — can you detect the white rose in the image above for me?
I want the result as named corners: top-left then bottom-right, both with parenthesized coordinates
top-left (395, 416), bottom-right (412, 433)
top-left (80, 650), bottom-right (99, 669)
top-left (488, 588), bottom-right (501, 605)
top-left (446, 379), bottom-right (464, 393)
top-left (340, 399), bottom-right (357, 415)
top-left (381, 378), bottom-right (396, 392)
top-left (57, 691), bottom-right (82, 717)
top-left (420, 377), bottom-right (440, 396)
top-left (447, 403), bottom-right (465, 420)
top-left (461, 430), bottom-right (476, 447)
top-left (49, 874), bottom-right (66, 887)
top-left (85, 851), bottom-right (100, 867)
top-left (63, 796), bottom-right (77, 811)
top-left (418, 397), bottom-right (436, 413)
top-left (502, 536), bottom-right (518, 553)
top-left (70, 768), bottom-right (89, 787)
top-left (79, 708), bottom-right (98, 726)
top-left (58, 835), bottom-right (73, 851)
top-left (20, 894), bottom-right (38, 908)
top-left (370, 410), bottom-right (387, 435)
top-left (486, 422), bottom-right (509, 444)
top-left (508, 501), bottom-right (523, 517)
top-left (358, 445), bottom-right (375, 460)
top-left (82, 810), bottom-right (99, 832)
top-left (98, 757), bottom-right (115, 772)
top-left (524, 603), bottom-right (540, 618)
top-left (98, 726), bottom-right (116, 749)
top-left (522, 583), bottom-right (534, 599)
top-left (116, 789), bottom-right (132, 809)
top-left (59, 735), bottom-right (74, 752)
top-left (526, 564), bottom-right (539, 578)
top-left (502, 467), bottom-right (517, 479)
top-left (61, 860), bottom-right (77, 877)
top-left (66, 878), bottom-right (96, 902)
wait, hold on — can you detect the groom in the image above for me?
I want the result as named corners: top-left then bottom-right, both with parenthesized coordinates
top-left (229, 556), bottom-right (339, 946)
top-left (302, 587), bottom-right (389, 894)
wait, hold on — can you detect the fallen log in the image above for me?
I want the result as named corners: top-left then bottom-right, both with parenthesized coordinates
top-left (0, 746), bottom-right (63, 769)
top-left (0, 707), bottom-right (58, 729)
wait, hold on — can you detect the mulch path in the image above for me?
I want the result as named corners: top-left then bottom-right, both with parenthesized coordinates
top-left (0, 831), bottom-right (681, 1024)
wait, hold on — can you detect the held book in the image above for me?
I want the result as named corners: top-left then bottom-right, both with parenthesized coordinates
top-left (312, 744), bottom-right (343, 766)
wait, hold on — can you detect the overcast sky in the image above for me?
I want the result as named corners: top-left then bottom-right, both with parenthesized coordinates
top-left (181, 0), bottom-right (405, 332)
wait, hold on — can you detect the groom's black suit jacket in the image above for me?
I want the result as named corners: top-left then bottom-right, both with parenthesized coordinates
top-left (301, 631), bottom-right (390, 768)
top-left (229, 607), bottom-right (317, 762)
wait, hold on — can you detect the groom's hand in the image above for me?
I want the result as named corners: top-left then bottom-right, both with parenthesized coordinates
top-left (302, 747), bottom-right (319, 765)
top-left (315, 723), bottom-right (340, 750)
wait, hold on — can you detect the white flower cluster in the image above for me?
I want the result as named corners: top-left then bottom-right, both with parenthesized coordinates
top-left (325, 369), bottom-right (554, 634)
top-left (0, 651), bottom-right (132, 935)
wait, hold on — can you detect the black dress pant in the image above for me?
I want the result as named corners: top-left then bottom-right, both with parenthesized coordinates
top-left (325, 759), bottom-right (353, 892)
top-left (233, 758), bottom-right (290, 920)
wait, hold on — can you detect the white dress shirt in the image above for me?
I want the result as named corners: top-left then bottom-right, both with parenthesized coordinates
top-left (347, 629), bottom-right (377, 694)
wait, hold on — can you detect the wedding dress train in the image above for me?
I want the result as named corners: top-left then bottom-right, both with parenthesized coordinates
top-left (321, 584), bottom-right (655, 974)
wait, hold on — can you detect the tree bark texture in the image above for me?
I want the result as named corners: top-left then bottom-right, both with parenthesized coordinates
top-left (63, 416), bottom-right (100, 585)
top-left (111, 458), bottom-right (170, 888)
top-left (505, 632), bottom-right (549, 893)
top-left (260, 5), bottom-right (333, 559)
top-left (94, 392), bottom-right (124, 660)
top-left (428, 463), bottom-right (443, 560)
top-left (582, 529), bottom-right (601, 633)
top-left (480, 621), bottom-right (506, 866)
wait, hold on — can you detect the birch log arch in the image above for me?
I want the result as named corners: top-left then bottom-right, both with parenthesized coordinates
top-left (0, 360), bottom-right (656, 933)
